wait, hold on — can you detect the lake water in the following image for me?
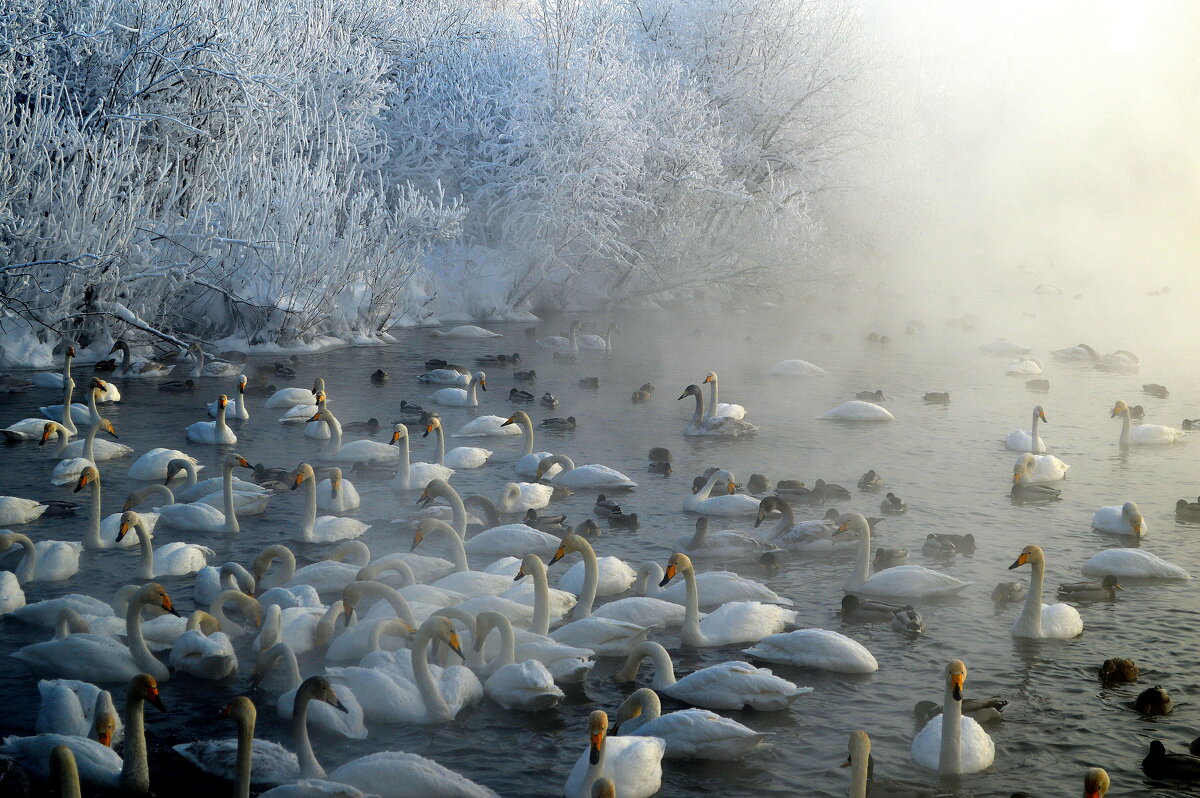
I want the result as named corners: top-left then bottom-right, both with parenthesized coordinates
top-left (1, 274), bottom-right (1198, 797)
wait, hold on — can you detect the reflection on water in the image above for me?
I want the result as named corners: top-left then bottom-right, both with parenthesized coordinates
top-left (1, 283), bottom-right (1199, 797)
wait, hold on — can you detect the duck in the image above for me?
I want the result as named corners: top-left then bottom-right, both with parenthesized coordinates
top-left (1098, 658), bottom-right (1139, 682)
top-left (509, 388), bottom-right (534, 403)
top-left (879, 493), bottom-right (907, 514)
top-left (910, 660), bottom-right (994, 774)
top-left (564, 710), bottom-right (662, 798)
top-left (541, 392), bottom-right (559, 408)
top-left (612, 688), bottom-right (765, 760)
top-left (1176, 498), bottom-right (1200, 518)
top-left (370, 369), bottom-right (389, 385)
top-left (541, 416), bottom-right (577, 430)
top-left (291, 464), bottom-right (370, 542)
top-left (678, 384), bottom-right (758, 436)
top-left (922, 392), bottom-right (950, 404)
top-left (514, 369), bottom-right (536, 382)
top-left (1012, 451), bottom-right (1070, 484)
top-left (677, 517), bottom-right (781, 559)
top-left (1010, 482), bottom-right (1062, 503)
top-left (207, 375), bottom-right (250, 420)
top-left (1143, 382), bottom-right (1169, 398)
top-left (743, 627), bottom-right (877, 673)
top-left (1081, 548), bottom-right (1190, 579)
top-left (1008, 545), bottom-right (1084, 639)
top-left (578, 377), bottom-right (598, 389)
top-left (840, 595), bottom-right (925, 634)
top-left (1134, 685), bottom-right (1172, 715)
top-left (841, 513), bottom-right (971, 598)
top-left (856, 389), bottom-right (885, 401)
top-left (812, 479), bottom-right (851, 501)
top-left (1005, 405), bottom-right (1050, 453)
top-left (537, 455), bottom-right (636, 489)
top-left (614, 640), bottom-right (808, 711)
top-left (523, 508), bottom-right (568, 534)
top-left (684, 470), bottom-right (760, 516)
top-left (0, 531), bottom-right (81, 583)
top-left (631, 384), bottom-right (654, 402)
top-left (388, 423), bottom-right (454, 491)
top-left (818, 401), bottom-right (894, 421)
top-left (423, 416), bottom-right (491, 469)
top-left (186, 395), bottom-right (237, 444)
top-left (431, 371), bottom-right (486, 407)
top-left (476, 353), bottom-right (520, 367)
top-left (914, 697), bottom-right (1007, 727)
top-left (1111, 399), bottom-right (1183, 445)
top-left (158, 378), bottom-right (196, 393)
top-left (922, 533), bottom-right (974, 556)
top-left (1184, 419), bottom-right (1200, 431)
top-left (873, 548), bottom-right (909, 571)
top-left (857, 470), bottom-right (883, 490)
top-left (1143, 741), bottom-right (1200, 782)
top-left (1092, 501), bottom-right (1146, 537)
top-left (474, 611), bottom-right (564, 711)
top-left (117, 511), bottom-right (212, 578)
top-left (658, 553), bottom-right (795, 646)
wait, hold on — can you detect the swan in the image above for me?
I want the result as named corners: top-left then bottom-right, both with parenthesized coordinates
top-left (0, 493), bottom-right (48, 526)
top-left (3, 413), bottom-right (69, 442)
top-left (41, 375), bottom-right (105, 452)
top-left (981, 339), bottom-right (1032, 355)
top-left (292, 463), bottom-right (370, 542)
top-left (1005, 405), bottom-right (1049, 453)
top-left (497, 481), bottom-right (554, 512)
top-left (678, 384), bottom-right (758, 436)
top-left (659, 553), bottom-right (794, 646)
top-left (500, 411), bottom-right (561, 478)
top-left (634, 561), bottom-right (790, 606)
top-left (578, 323), bottom-right (617, 351)
top-left (1081, 548), bottom-right (1190, 579)
top-left (124, 482), bottom-right (221, 534)
top-left (0, 673), bottom-right (163, 793)
top-left (508, 555), bottom-right (594, 681)
top-left (564, 710), bottom-right (663, 798)
top-left (537, 454), bottom-right (637, 489)
top-left (614, 641), bottom-right (808, 711)
top-left (389, 424), bottom-right (454, 491)
top-left (187, 395), bottom-right (237, 444)
top-left (36, 679), bottom-right (123, 745)
top-left (1008, 546), bottom-right (1084, 639)
top-left (313, 405), bottom-right (400, 464)
top-left (174, 695), bottom-right (301, 787)
top-left (327, 583), bottom-right (420, 663)
top-left (743, 628), bottom-right (878, 673)
top-left (612, 688), bottom-right (764, 760)
top-left (266, 378), bottom-right (325, 408)
top-left (0, 571), bottom-right (24, 614)
top-left (544, 530), bottom-right (655, 628)
top-left (109, 340), bottom-right (173, 377)
top-left (560, 554), bottom-right (636, 599)
top-left (43, 376), bottom-right (118, 425)
top-left (316, 467), bottom-right (360, 513)
top-left (168, 610), bottom-right (237, 679)
top-left (195, 561), bottom-right (256, 606)
top-left (431, 371), bottom-right (486, 407)
top-left (433, 325), bottom-right (502, 338)
top-left (683, 469), bottom-right (760, 516)
top-left (474, 611), bottom-right (564, 710)
top-left (465, 520), bottom-right (561, 559)
top-left (253, 602), bottom-right (339, 657)
top-left (1012, 451), bottom-right (1069, 485)
top-left (701, 372), bottom-right (746, 420)
top-left (452, 414), bottom-right (523, 438)
top-left (818, 401), bottom-right (894, 421)
top-left (254, 541), bottom-right (373, 596)
top-left (769, 359), bottom-right (827, 377)
top-left (911, 660), bottom-right (994, 774)
top-left (412, 519), bottom-right (517, 598)
top-left (185, 343), bottom-right (240, 378)
top-left (160, 454), bottom-right (257, 532)
top-left (844, 731), bottom-right (944, 798)
top-left (117, 511), bottom-right (212, 578)
top-left (1005, 357), bottom-right (1043, 376)
top-left (424, 416), bottom-right (491, 469)
top-left (246, 641), bottom-right (368, 740)
top-left (1095, 350), bottom-right (1140, 374)
top-left (419, 368), bottom-right (470, 386)
top-left (677, 517), bottom-right (781, 559)
top-left (56, 415), bottom-right (130, 462)
top-left (0, 531), bottom-right (81, 583)
top-left (9, 592), bottom-right (112, 629)
top-left (1111, 400), bottom-right (1183, 445)
top-left (10, 583), bottom-right (179, 682)
top-left (1050, 343), bottom-right (1099, 362)
top-left (754, 496), bottom-right (852, 553)
top-left (208, 375), bottom-right (250, 420)
top-left (841, 513), bottom-right (971, 598)
top-left (537, 320), bottom-right (581, 351)
top-left (128, 447), bottom-right (202, 481)
top-left (1092, 501), bottom-right (1146, 537)
top-left (166, 456), bottom-right (264, 503)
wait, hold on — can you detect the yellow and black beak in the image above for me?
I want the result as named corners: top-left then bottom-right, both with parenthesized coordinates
top-left (479, 379), bottom-right (487, 391)
top-left (146, 686), bottom-right (166, 713)
top-left (219, 396), bottom-right (228, 408)
top-left (423, 424), bottom-right (434, 438)
top-left (1008, 552), bottom-right (1028, 570)
top-left (98, 727), bottom-right (113, 747)
top-left (548, 545), bottom-right (567, 565)
top-left (410, 530), bottom-right (424, 552)
top-left (116, 519), bottom-right (131, 543)
top-left (308, 411), bottom-right (321, 423)
top-left (839, 755), bottom-right (852, 768)
top-left (161, 594), bottom-right (180, 618)
top-left (331, 476), bottom-right (340, 498)
top-left (291, 473), bottom-right (304, 491)
top-left (39, 426), bottom-right (52, 446)
top-left (535, 467), bottom-right (544, 480)
top-left (1012, 472), bottom-right (1021, 484)
top-left (327, 692), bottom-right (348, 714)
top-left (950, 671), bottom-right (964, 702)
top-left (1039, 410), bottom-right (1048, 423)
top-left (726, 481), bottom-right (735, 494)
top-left (500, 415), bottom-right (516, 427)
top-left (74, 472), bottom-right (90, 493)
top-left (589, 729), bottom-right (605, 764)
top-left (237, 456), bottom-right (252, 469)
top-left (448, 631), bottom-right (465, 660)
top-left (659, 563), bottom-right (677, 587)
top-left (754, 510), bottom-right (765, 528)
top-left (105, 422), bottom-right (119, 439)
top-left (514, 566), bottom-right (527, 581)
top-left (703, 375), bottom-right (713, 383)
top-left (219, 702), bottom-right (234, 719)
top-left (391, 429), bottom-right (401, 444)
top-left (343, 603), bottom-right (356, 623)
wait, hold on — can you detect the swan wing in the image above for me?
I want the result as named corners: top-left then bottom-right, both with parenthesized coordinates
top-left (330, 751), bottom-right (500, 798)
top-left (911, 715), bottom-right (994, 774)
top-left (743, 628), bottom-right (878, 673)
top-left (1082, 549), bottom-right (1191, 579)
top-left (858, 566), bottom-right (971, 598)
top-left (672, 660), bottom-right (809, 711)
top-left (174, 738), bottom-right (299, 785)
top-left (697, 602), bottom-right (795, 646)
top-left (637, 710), bottom-right (766, 760)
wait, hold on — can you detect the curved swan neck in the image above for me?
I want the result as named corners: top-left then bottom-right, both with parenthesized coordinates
top-left (773, 500), bottom-right (795, 537)
top-left (412, 622), bottom-right (452, 720)
top-left (119, 689), bottom-right (150, 792)
top-left (847, 516), bottom-right (872, 590)
top-left (425, 519), bottom-right (469, 571)
top-left (223, 459), bottom-right (239, 534)
top-left (86, 384), bottom-right (100, 427)
top-left (358, 557), bottom-right (416, 586)
top-left (126, 590), bottom-right (168, 681)
top-left (524, 557), bottom-right (552, 635)
top-left (232, 704), bottom-right (254, 798)
top-left (322, 408), bottom-right (344, 456)
top-left (349, 581), bottom-right (416, 625)
top-left (300, 469), bottom-right (317, 540)
top-left (292, 688), bottom-right (325, 779)
top-left (178, 458), bottom-right (199, 488)
top-left (479, 612), bottom-right (516, 669)
top-left (433, 422), bottom-right (446, 465)
top-left (616, 642), bottom-right (677, 687)
top-left (690, 390), bottom-right (704, 427)
top-left (519, 413), bottom-right (534, 456)
top-left (430, 482), bottom-right (468, 539)
top-left (572, 538), bottom-right (599, 619)
top-left (264, 642), bottom-right (303, 690)
top-left (210, 590), bottom-right (259, 633)
top-left (255, 545), bottom-right (296, 590)
top-left (680, 563), bottom-right (705, 646)
top-left (60, 377), bottom-right (77, 436)
top-left (313, 601), bottom-right (346, 647)
top-left (849, 740), bottom-right (869, 798)
top-left (1017, 556), bottom-right (1045, 636)
top-left (9, 533), bottom-right (36, 583)
top-left (132, 519), bottom-right (155, 581)
top-left (81, 421), bottom-right (97, 461)
top-left (939, 677), bottom-right (964, 774)
top-left (636, 562), bottom-right (665, 598)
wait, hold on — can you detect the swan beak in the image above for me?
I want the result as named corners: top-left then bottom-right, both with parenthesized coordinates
top-left (514, 566), bottom-right (526, 581)
top-left (589, 730), bottom-right (605, 764)
top-left (1008, 552), bottom-right (1028, 570)
top-left (676, 391), bottom-right (688, 400)
top-left (1132, 521), bottom-right (1141, 534)
top-left (343, 603), bottom-right (356, 622)
top-left (1039, 410), bottom-right (1048, 423)
top-left (219, 702), bottom-right (234, 719)
top-left (291, 473), bottom-right (303, 490)
top-left (161, 595), bottom-right (180, 617)
top-left (950, 672), bottom-right (963, 702)
top-left (116, 520), bottom-right (130, 542)
top-left (501, 416), bottom-right (516, 427)
top-left (1012, 472), bottom-right (1021, 484)
top-left (328, 693), bottom-right (348, 713)
top-left (727, 481), bottom-right (736, 494)
top-left (237, 456), bottom-right (252, 469)
top-left (839, 756), bottom-right (852, 768)
top-left (146, 686), bottom-right (166, 713)
top-left (331, 477), bottom-right (340, 498)
top-left (105, 423), bottom-right (119, 439)
top-left (39, 427), bottom-right (51, 446)
top-left (837, 521), bottom-right (849, 533)
top-left (308, 412), bottom-right (321, 423)
top-left (219, 396), bottom-right (228, 408)
top-left (98, 728), bottom-right (113, 747)
top-left (448, 632), bottom-right (465, 659)
top-left (74, 472), bottom-right (90, 493)
top-left (480, 379), bottom-right (487, 391)
top-left (410, 530), bottom-right (424, 551)
top-left (548, 545), bottom-right (567, 565)
top-left (659, 563), bottom-right (676, 587)
top-left (703, 375), bottom-right (712, 383)
top-left (754, 511), bottom-right (765, 528)
top-left (535, 467), bottom-right (544, 480)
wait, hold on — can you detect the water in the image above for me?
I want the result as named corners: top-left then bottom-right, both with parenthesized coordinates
top-left (1, 278), bottom-right (1198, 797)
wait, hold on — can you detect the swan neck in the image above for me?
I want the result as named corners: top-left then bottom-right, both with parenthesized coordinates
top-left (848, 519), bottom-right (871, 590)
top-left (521, 415), bottom-right (534, 456)
top-left (84, 479), bottom-right (102, 549)
top-left (234, 708), bottom-right (254, 798)
top-left (774, 501), bottom-right (795, 538)
top-left (135, 520), bottom-right (155, 581)
top-left (691, 390), bottom-right (704, 427)
top-left (397, 432), bottom-right (411, 484)
top-left (181, 459), bottom-right (198, 488)
top-left (1030, 409), bottom-right (1042, 451)
top-left (706, 378), bottom-right (718, 419)
top-left (648, 642), bottom-right (677, 686)
top-left (119, 343), bottom-right (132, 372)
top-left (60, 377), bottom-right (77, 435)
top-left (412, 623), bottom-right (452, 720)
top-left (300, 472), bottom-right (317, 540)
top-left (1120, 407), bottom-right (1131, 445)
top-left (86, 385), bottom-right (99, 426)
top-left (324, 410), bottom-right (343, 455)
top-left (359, 581), bottom-right (416, 625)
top-left (1017, 557), bottom-right (1045, 635)
top-left (314, 601), bottom-right (346, 647)
top-left (82, 422), bottom-right (96, 461)
top-left (574, 541), bottom-right (599, 618)
top-left (434, 423), bottom-right (446, 465)
top-left (13, 534), bottom-right (35, 583)
top-left (223, 460), bottom-right (239, 534)
top-left (850, 751), bottom-right (868, 798)
top-left (939, 680), bottom-right (964, 774)
top-left (681, 565), bottom-right (705, 646)
top-left (119, 693), bottom-right (150, 793)
top-left (484, 615), bottom-right (516, 668)
top-left (529, 560), bottom-right (551, 635)
top-left (127, 591), bottom-right (168, 680)
top-left (292, 690), bottom-right (325, 779)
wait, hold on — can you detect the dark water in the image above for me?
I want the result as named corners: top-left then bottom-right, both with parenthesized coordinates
top-left (1, 279), bottom-right (1198, 797)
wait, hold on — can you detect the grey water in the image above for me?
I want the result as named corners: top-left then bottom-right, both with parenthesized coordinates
top-left (1, 278), bottom-right (1198, 797)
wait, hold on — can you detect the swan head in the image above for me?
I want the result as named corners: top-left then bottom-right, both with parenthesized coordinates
top-left (1013, 453), bottom-right (1036, 483)
top-left (423, 417), bottom-right (443, 437)
top-left (500, 412), bottom-right (528, 428)
top-left (677, 384), bottom-right (702, 401)
top-left (835, 512), bottom-right (870, 536)
top-left (473, 371), bottom-right (487, 390)
top-left (417, 479), bottom-right (453, 508)
top-left (1083, 767), bottom-right (1110, 798)
top-left (220, 695), bottom-right (255, 725)
top-left (237, 374), bottom-right (247, 393)
top-left (311, 378), bottom-right (325, 395)
top-left (116, 511), bottom-right (147, 544)
top-left (945, 659), bottom-right (966, 702)
top-left (411, 518), bottom-right (455, 552)
top-left (390, 423), bottom-right (410, 446)
top-left (129, 673), bottom-right (166, 712)
top-left (1008, 544), bottom-right (1044, 571)
top-left (755, 496), bottom-right (784, 526)
top-left (548, 531), bottom-right (593, 565)
top-left (73, 465), bottom-right (100, 493)
top-left (163, 458), bottom-right (192, 484)
top-left (93, 694), bottom-right (118, 747)
top-left (659, 553), bottom-right (694, 587)
top-left (1122, 502), bottom-right (1144, 534)
top-left (514, 553), bottom-right (546, 582)
top-left (227, 453), bottom-right (253, 470)
top-left (612, 688), bottom-right (657, 734)
top-left (587, 710), bottom-right (609, 764)
top-left (1110, 400), bottom-right (1129, 418)
top-left (1034, 405), bottom-right (1047, 423)
top-left (703, 372), bottom-right (717, 384)
top-left (290, 463), bottom-right (315, 490)
top-left (216, 394), bottom-right (229, 410)
top-left (328, 467), bottom-right (342, 497)
top-left (299, 676), bottom-right (347, 713)
top-left (66, 345), bottom-right (76, 358)
top-left (427, 616), bottom-right (465, 659)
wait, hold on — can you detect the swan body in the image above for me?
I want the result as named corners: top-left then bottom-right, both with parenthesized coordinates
top-left (1008, 544), bottom-right (1084, 639)
top-left (1095, 350), bottom-right (1140, 373)
top-left (431, 372), bottom-right (486, 407)
top-left (497, 481), bottom-right (554, 512)
top-left (0, 572), bottom-right (24, 613)
top-left (1082, 548), bottom-right (1190, 579)
top-left (424, 416), bottom-right (491, 469)
top-left (677, 517), bottom-right (781, 559)
top-left (475, 612), bottom-right (564, 711)
top-left (560, 556), bottom-right (637, 597)
top-left (590, 597), bottom-right (687, 628)
top-left (660, 553), bottom-right (794, 646)
top-left (537, 454), bottom-right (637, 488)
top-left (818, 400), bottom-right (894, 421)
top-left (0, 533), bottom-right (81, 583)
top-left (841, 513), bottom-right (971, 598)
top-left (537, 321), bottom-right (580, 352)
top-left (769, 359), bottom-right (828, 377)
top-left (911, 660), bottom-right (994, 774)
top-left (10, 593), bottom-right (111, 628)
top-left (564, 710), bottom-right (662, 798)
top-left (1005, 405), bottom-right (1049, 453)
top-left (1013, 451), bottom-right (1070, 484)
top-left (1, 734), bottom-right (123, 788)
top-left (187, 395), bottom-right (237, 444)
top-left (465, 524), bottom-right (561, 558)
top-left (207, 376), bottom-right (249, 419)
top-left (388, 423), bottom-right (454, 491)
top-left (613, 689), bottom-right (764, 760)
top-left (743, 628), bottom-right (878, 673)
top-left (2, 417), bottom-right (61, 441)
top-left (434, 325), bottom-right (502, 338)
top-left (577, 324), bottom-right (616, 350)
top-left (293, 464), bottom-right (370, 542)
top-left (754, 496), bottom-right (853, 553)
top-left (1092, 502), bottom-right (1146, 537)
top-left (1051, 343), bottom-right (1099, 362)
top-left (329, 752), bottom-right (500, 798)
top-left (702, 372), bottom-right (746, 420)
top-left (317, 470), bottom-right (360, 512)
top-left (683, 469), bottom-right (760, 516)
top-left (129, 448), bottom-right (202, 481)
top-left (0, 496), bottom-right (48, 526)
top-left (266, 384), bottom-right (322, 408)
top-left (169, 611), bottom-right (237, 679)
top-left (637, 562), bottom-right (791, 606)
top-left (36, 679), bottom-right (123, 744)
top-left (1111, 399), bottom-right (1183, 445)
top-left (550, 617), bottom-right (652, 658)
top-left (453, 415), bottom-right (523, 438)
top-left (502, 412), bottom-right (562, 478)
top-left (1005, 357), bottom-right (1043, 376)
top-left (315, 406), bottom-right (401, 464)
top-left (679, 384), bottom-right (758, 436)
top-left (175, 737), bottom-right (299, 785)
top-left (275, 678), bottom-right (369, 740)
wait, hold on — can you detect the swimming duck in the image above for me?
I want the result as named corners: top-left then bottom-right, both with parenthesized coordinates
top-left (914, 697), bottom-right (1007, 727)
top-left (1098, 658), bottom-right (1138, 683)
top-left (880, 493), bottom-right (907, 514)
top-left (1142, 383), bottom-right (1169, 398)
top-left (509, 389), bottom-right (535, 404)
top-left (856, 389), bottom-right (885, 401)
top-left (1010, 483), bottom-right (1061, 503)
top-left (923, 392), bottom-right (950, 404)
top-left (992, 582), bottom-right (1024, 602)
top-left (523, 509), bottom-right (568, 534)
top-left (812, 479), bottom-right (851, 502)
top-left (514, 370), bottom-right (537, 382)
top-left (370, 370), bottom-right (389, 385)
top-left (541, 393), bottom-right (559, 408)
top-left (857, 470), bottom-right (882, 490)
top-left (1143, 740), bottom-right (1200, 781)
top-left (1134, 686), bottom-right (1172, 715)
top-left (579, 377), bottom-right (600, 390)
top-left (158, 379), bottom-right (196, 393)
top-left (475, 353), bottom-right (520, 367)
top-left (631, 384), bottom-right (654, 403)
top-left (873, 548), bottom-right (907, 571)
top-left (921, 535), bottom-right (957, 558)
top-left (925, 533), bottom-right (975, 554)
top-left (746, 474), bottom-right (771, 494)
top-left (648, 448), bottom-right (671, 464)
top-left (541, 417), bottom-right (576, 430)
top-left (594, 495), bottom-right (623, 517)
top-left (608, 512), bottom-right (639, 529)
top-left (1175, 498), bottom-right (1200, 517)
top-left (341, 418), bottom-right (381, 435)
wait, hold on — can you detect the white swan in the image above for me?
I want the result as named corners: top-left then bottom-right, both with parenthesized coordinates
top-left (1013, 451), bottom-right (1070, 485)
top-left (497, 481), bottom-right (554, 513)
top-left (1095, 350), bottom-right (1140, 374)
top-left (678, 384), bottom-right (758, 436)
top-left (474, 611), bottom-right (564, 710)
top-left (1111, 399), bottom-right (1183, 445)
top-left (208, 374), bottom-right (250, 419)
top-left (0, 531), bottom-right (81, 583)
top-left (537, 320), bottom-right (580, 351)
top-left (10, 583), bottom-right (179, 682)
top-left (389, 423), bottom-right (454, 491)
top-left (109, 340), bottom-right (173, 377)
top-left (612, 688), bottom-right (765, 760)
top-left (501, 411), bottom-right (560, 478)
top-left (315, 405), bottom-right (400, 464)
top-left (195, 561), bottom-right (255, 606)
top-left (614, 641), bottom-right (809, 711)
top-left (412, 519), bottom-right (516, 598)
top-left (58, 415), bottom-right (130, 462)
top-left (453, 414), bottom-right (523, 438)
top-left (818, 400), bottom-right (894, 421)
top-left (424, 416), bottom-right (491, 469)
top-left (1092, 501), bottom-right (1146, 537)
top-left (564, 710), bottom-right (663, 798)
top-left (166, 456), bottom-right (263, 503)
top-left (187, 394), bottom-right (237, 444)
top-left (1081, 548), bottom-right (1190, 580)
top-left (254, 541), bottom-right (373, 596)
top-left (768, 359), bottom-right (828, 377)
top-left (911, 660), bottom-right (994, 774)
top-left (0, 571), bottom-right (24, 613)
top-left (1007, 545), bottom-right (1083, 639)
top-left (168, 610), bottom-right (237, 679)
top-left (292, 463), bottom-right (370, 542)
top-left (1005, 357), bottom-right (1043, 376)
top-left (841, 513), bottom-right (971, 598)
top-left (0, 494), bottom-right (48, 526)
top-left (266, 379), bottom-right (325, 408)
top-left (158, 453), bottom-right (256, 533)
top-left (659, 553), bottom-right (794, 646)
top-left (128, 447), bottom-right (202, 481)
top-left (1050, 343), bottom-right (1099, 362)
top-left (578, 323), bottom-right (617, 351)
top-left (1005, 405), bottom-right (1049, 453)
top-left (254, 643), bottom-right (368, 739)
top-left (510, 555), bottom-right (594, 682)
top-left (683, 469), bottom-right (760, 516)
top-left (677, 517), bottom-right (781, 559)
top-left (36, 679), bottom-right (122, 745)
top-left (634, 561), bottom-right (791, 606)
top-left (431, 371), bottom-right (486, 407)
top-left (0, 673), bottom-right (162, 792)
top-left (317, 467), bottom-right (360, 512)
top-left (560, 553), bottom-right (637, 598)
top-left (753, 496), bottom-right (851, 553)
top-left (465, 521), bottom-right (561, 559)
top-left (701, 372), bottom-right (746, 419)
top-left (743, 628), bottom-right (878, 673)
top-left (419, 368), bottom-right (470, 386)
top-left (433, 325), bottom-right (502, 338)
top-left (118, 511), bottom-right (212, 578)
top-left (537, 454), bottom-right (637, 489)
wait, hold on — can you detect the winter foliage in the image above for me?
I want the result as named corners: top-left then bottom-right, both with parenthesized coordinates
top-left (0, 0), bottom-right (861, 358)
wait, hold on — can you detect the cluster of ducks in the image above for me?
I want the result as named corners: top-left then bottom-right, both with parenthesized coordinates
top-left (0, 324), bottom-right (1194, 798)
